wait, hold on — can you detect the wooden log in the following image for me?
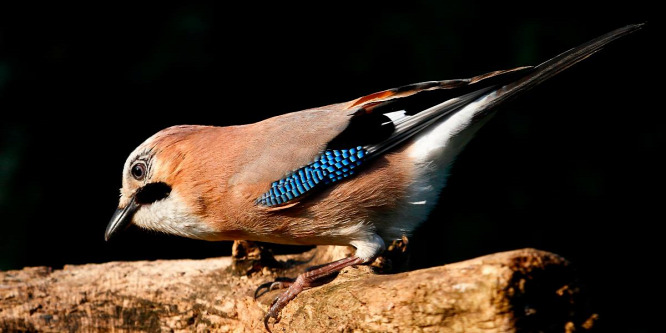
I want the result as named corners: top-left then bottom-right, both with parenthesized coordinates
top-left (0, 248), bottom-right (596, 332)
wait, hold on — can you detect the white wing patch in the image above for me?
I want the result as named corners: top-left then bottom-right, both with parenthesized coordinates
top-left (376, 92), bottom-right (497, 240)
top-left (384, 110), bottom-right (407, 122)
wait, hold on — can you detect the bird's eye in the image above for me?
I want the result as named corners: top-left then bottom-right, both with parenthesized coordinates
top-left (131, 163), bottom-right (147, 180)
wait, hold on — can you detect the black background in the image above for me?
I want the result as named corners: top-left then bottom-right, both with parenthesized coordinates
top-left (1, 2), bottom-right (661, 331)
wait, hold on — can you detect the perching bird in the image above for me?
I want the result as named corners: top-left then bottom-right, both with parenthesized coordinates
top-left (106, 24), bottom-right (642, 330)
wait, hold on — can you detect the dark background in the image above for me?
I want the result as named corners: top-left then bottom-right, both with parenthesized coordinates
top-left (1, 2), bottom-right (660, 331)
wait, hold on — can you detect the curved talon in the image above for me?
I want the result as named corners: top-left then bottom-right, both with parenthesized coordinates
top-left (268, 281), bottom-right (285, 292)
top-left (254, 277), bottom-right (294, 299)
top-left (254, 281), bottom-right (275, 299)
top-left (263, 313), bottom-right (272, 332)
top-left (263, 297), bottom-right (283, 332)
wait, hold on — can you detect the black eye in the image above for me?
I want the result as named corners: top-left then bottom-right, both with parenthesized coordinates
top-left (131, 163), bottom-right (147, 180)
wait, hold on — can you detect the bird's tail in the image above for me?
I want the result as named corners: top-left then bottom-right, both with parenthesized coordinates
top-left (474, 23), bottom-right (644, 117)
top-left (355, 24), bottom-right (644, 158)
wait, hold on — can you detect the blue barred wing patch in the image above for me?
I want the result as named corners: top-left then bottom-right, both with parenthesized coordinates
top-left (257, 146), bottom-right (368, 207)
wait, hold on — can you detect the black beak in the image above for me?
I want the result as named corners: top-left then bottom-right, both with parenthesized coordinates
top-left (105, 196), bottom-right (139, 241)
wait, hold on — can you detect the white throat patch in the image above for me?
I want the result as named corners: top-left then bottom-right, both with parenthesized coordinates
top-left (132, 191), bottom-right (218, 240)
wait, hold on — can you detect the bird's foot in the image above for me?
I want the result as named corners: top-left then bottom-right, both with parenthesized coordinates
top-left (263, 275), bottom-right (306, 332)
top-left (260, 255), bottom-right (365, 332)
top-left (254, 277), bottom-right (294, 299)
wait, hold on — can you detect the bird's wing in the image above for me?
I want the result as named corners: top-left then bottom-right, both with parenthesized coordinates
top-left (242, 66), bottom-right (531, 209)
top-left (240, 24), bottom-right (643, 209)
top-left (345, 67), bottom-right (531, 115)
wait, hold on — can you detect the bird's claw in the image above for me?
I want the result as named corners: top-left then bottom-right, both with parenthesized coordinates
top-left (257, 277), bottom-right (294, 331)
top-left (254, 281), bottom-right (276, 300)
top-left (263, 296), bottom-right (283, 332)
top-left (254, 277), bottom-right (294, 299)
top-left (263, 313), bottom-right (272, 332)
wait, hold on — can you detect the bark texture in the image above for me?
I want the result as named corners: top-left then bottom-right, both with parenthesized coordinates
top-left (0, 248), bottom-right (596, 332)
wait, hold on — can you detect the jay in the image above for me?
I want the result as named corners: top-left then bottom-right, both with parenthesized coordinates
top-left (105, 24), bottom-right (642, 329)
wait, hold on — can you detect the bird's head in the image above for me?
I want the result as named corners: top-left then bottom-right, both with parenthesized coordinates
top-left (105, 125), bottom-right (221, 241)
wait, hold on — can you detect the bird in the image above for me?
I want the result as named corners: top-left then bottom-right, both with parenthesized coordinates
top-left (105, 24), bottom-right (642, 330)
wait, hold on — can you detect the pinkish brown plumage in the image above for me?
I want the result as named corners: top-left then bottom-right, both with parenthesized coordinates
top-left (106, 25), bottom-right (642, 331)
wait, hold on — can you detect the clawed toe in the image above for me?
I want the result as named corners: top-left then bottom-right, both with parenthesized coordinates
top-left (257, 256), bottom-right (365, 331)
top-left (263, 299), bottom-right (283, 332)
top-left (263, 311), bottom-right (275, 332)
top-left (254, 277), bottom-right (294, 299)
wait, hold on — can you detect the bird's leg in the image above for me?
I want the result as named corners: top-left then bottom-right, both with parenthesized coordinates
top-left (263, 255), bottom-right (365, 331)
top-left (253, 264), bottom-right (343, 298)
top-left (254, 246), bottom-right (354, 298)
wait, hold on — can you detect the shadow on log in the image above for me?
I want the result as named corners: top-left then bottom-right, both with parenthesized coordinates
top-left (0, 248), bottom-right (596, 332)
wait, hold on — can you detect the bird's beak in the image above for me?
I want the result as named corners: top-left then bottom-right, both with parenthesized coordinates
top-left (105, 196), bottom-right (139, 241)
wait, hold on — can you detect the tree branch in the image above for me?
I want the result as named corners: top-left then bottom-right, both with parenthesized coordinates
top-left (0, 248), bottom-right (595, 332)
